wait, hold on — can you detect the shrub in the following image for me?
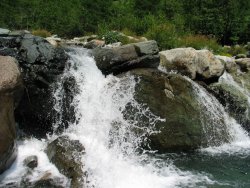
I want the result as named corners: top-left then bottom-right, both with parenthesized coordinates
top-left (145, 23), bottom-right (178, 50)
top-left (32, 29), bottom-right (52, 38)
top-left (178, 35), bottom-right (221, 53)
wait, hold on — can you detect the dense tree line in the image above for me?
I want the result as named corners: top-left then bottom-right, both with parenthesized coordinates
top-left (0, 0), bottom-right (249, 45)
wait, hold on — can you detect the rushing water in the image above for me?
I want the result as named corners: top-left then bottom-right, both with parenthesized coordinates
top-left (1, 49), bottom-right (250, 187)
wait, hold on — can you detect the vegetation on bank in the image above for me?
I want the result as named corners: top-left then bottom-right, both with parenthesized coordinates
top-left (0, 0), bottom-right (249, 53)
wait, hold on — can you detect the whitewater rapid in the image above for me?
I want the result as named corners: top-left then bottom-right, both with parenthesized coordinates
top-left (1, 48), bottom-right (250, 187)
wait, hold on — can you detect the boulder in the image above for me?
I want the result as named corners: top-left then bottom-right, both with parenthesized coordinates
top-left (120, 68), bottom-right (229, 152)
top-left (235, 54), bottom-right (247, 59)
top-left (0, 28), bottom-right (10, 36)
top-left (235, 58), bottom-right (250, 72)
top-left (0, 34), bottom-right (68, 137)
top-left (92, 41), bottom-right (160, 75)
top-left (92, 44), bottom-right (138, 74)
top-left (133, 40), bottom-right (159, 56)
top-left (46, 136), bottom-right (85, 188)
top-left (209, 82), bottom-right (250, 132)
top-left (215, 55), bottom-right (237, 73)
top-left (160, 48), bottom-right (224, 82)
top-left (0, 56), bottom-right (23, 174)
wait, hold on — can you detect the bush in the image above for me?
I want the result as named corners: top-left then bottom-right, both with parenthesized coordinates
top-left (145, 23), bottom-right (178, 50)
top-left (32, 29), bottom-right (52, 38)
top-left (178, 35), bottom-right (221, 53)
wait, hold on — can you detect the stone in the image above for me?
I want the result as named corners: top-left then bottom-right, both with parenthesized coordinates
top-left (120, 68), bottom-right (229, 152)
top-left (159, 48), bottom-right (224, 82)
top-left (46, 136), bottom-right (85, 188)
top-left (0, 56), bottom-right (23, 174)
top-left (92, 44), bottom-right (138, 75)
top-left (0, 28), bottom-right (10, 36)
top-left (111, 55), bottom-right (160, 75)
top-left (0, 34), bottom-right (68, 137)
top-left (84, 39), bottom-right (105, 49)
top-left (209, 81), bottom-right (250, 132)
top-left (235, 54), bottom-right (247, 59)
top-left (23, 155), bottom-right (38, 169)
top-left (215, 55), bottom-right (237, 73)
top-left (9, 30), bottom-right (30, 37)
top-left (235, 58), bottom-right (250, 72)
top-left (133, 40), bottom-right (159, 56)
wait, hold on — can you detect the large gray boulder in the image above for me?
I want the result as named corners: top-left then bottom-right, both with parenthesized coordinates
top-left (0, 56), bottom-right (23, 174)
top-left (92, 40), bottom-right (160, 75)
top-left (46, 136), bottom-right (85, 188)
top-left (160, 48), bottom-right (224, 82)
top-left (235, 58), bottom-right (250, 72)
top-left (120, 69), bottom-right (230, 151)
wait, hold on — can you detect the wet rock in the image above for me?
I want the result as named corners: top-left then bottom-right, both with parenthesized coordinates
top-left (9, 30), bottom-right (30, 37)
top-left (0, 56), bottom-right (23, 174)
top-left (46, 136), bottom-right (85, 188)
top-left (160, 48), bottom-right (224, 82)
top-left (21, 172), bottom-right (67, 188)
top-left (120, 68), bottom-right (229, 152)
top-left (0, 34), bottom-right (68, 137)
top-left (209, 82), bottom-right (250, 132)
top-left (24, 155), bottom-right (38, 169)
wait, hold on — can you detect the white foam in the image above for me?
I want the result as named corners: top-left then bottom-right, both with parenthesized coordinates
top-left (63, 48), bottom-right (214, 188)
top-left (0, 138), bottom-right (68, 186)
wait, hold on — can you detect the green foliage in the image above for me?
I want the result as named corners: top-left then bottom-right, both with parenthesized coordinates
top-left (223, 45), bottom-right (247, 56)
top-left (178, 35), bottom-right (221, 53)
top-left (145, 23), bottom-right (178, 50)
top-left (0, 0), bottom-right (249, 45)
top-left (102, 31), bottom-right (121, 44)
top-left (32, 29), bottom-right (51, 38)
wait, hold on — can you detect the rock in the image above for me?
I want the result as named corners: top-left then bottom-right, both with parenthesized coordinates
top-left (21, 172), bottom-right (67, 188)
top-left (120, 68), bottom-right (229, 152)
top-left (84, 39), bottom-right (105, 49)
top-left (23, 155), bottom-right (38, 169)
top-left (235, 58), bottom-right (250, 72)
top-left (111, 55), bottom-right (160, 75)
top-left (46, 37), bottom-right (61, 47)
top-left (46, 136), bottom-right (85, 188)
top-left (0, 28), bottom-right (10, 36)
top-left (9, 30), bottom-right (30, 37)
top-left (0, 56), bottom-right (23, 174)
top-left (105, 42), bottom-right (122, 48)
top-left (0, 34), bottom-right (68, 137)
top-left (209, 81), bottom-right (250, 132)
top-left (160, 48), bottom-right (224, 82)
top-left (133, 40), bottom-right (159, 56)
top-left (215, 55), bottom-right (237, 73)
top-left (235, 54), bottom-right (247, 59)
top-left (92, 44), bottom-right (138, 75)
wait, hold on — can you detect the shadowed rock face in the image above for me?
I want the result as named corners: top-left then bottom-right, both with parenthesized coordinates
top-left (0, 33), bottom-right (68, 137)
top-left (92, 40), bottom-right (159, 75)
top-left (120, 68), bottom-right (230, 152)
top-left (0, 56), bottom-right (23, 174)
top-left (46, 136), bottom-right (85, 188)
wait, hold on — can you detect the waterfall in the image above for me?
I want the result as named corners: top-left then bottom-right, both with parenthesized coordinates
top-left (1, 48), bottom-right (250, 187)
